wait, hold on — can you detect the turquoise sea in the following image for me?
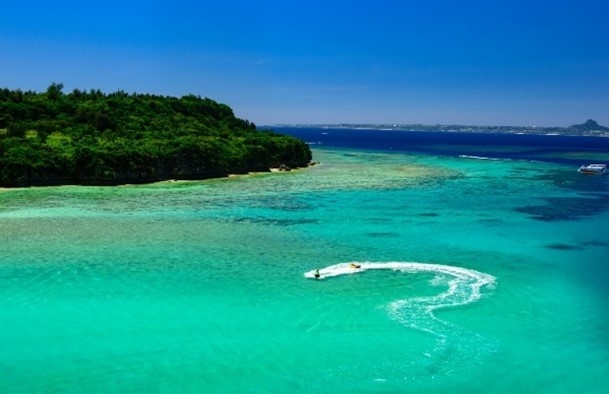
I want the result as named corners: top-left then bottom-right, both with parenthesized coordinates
top-left (1, 128), bottom-right (608, 393)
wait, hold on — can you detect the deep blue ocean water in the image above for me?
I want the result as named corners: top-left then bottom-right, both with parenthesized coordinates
top-left (275, 126), bottom-right (609, 165)
top-left (1, 127), bottom-right (608, 393)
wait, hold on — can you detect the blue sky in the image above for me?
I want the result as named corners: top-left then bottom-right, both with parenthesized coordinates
top-left (1, 0), bottom-right (608, 126)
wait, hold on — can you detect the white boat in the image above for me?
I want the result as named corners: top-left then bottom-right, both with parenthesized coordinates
top-left (577, 164), bottom-right (606, 175)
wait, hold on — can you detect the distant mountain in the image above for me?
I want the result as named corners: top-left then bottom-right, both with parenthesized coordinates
top-left (568, 119), bottom-right (609, 131)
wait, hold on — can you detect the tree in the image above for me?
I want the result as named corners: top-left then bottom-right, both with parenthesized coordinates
top-left (46, 82), bottom-right (64, 101)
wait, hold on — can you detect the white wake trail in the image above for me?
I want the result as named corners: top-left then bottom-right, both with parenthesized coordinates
top-left (305, 261), bottom-right (496, 372)
top-left (305, 262), bottom-right (495, 305)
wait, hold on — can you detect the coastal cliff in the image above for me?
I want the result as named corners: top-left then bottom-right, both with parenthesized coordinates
top-left (0, 84), bottom-right (312, 187)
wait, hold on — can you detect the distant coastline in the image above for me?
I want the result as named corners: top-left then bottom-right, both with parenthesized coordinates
top-left (268, 119), bottom-right (609, 137)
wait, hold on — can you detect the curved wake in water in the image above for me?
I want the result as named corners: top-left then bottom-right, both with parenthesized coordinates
top-left (305, 262), bottom-right (494, 304)
top-left (305, 262), bottom-right (497, 376)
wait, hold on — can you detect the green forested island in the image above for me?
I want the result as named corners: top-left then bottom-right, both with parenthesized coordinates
top-left (0, 84), bottom-right (312, 187)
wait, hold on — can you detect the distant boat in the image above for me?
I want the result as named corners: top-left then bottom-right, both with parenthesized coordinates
top-left (577, 164), bottom-right (606, 175)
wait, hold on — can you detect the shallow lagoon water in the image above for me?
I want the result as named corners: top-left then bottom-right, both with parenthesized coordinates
top-left (1, 130), bottom-right (608, 393)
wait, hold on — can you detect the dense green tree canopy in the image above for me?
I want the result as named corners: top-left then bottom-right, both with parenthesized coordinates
top-left (0, 84), bottom-right (311, 186)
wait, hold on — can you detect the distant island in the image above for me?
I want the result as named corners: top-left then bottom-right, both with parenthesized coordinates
top-left (0, 84), bottom-right (312, 187)
top-left (277, 119), bottom-right (609, 137)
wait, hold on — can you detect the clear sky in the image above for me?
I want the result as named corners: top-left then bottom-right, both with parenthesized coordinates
top-left (1, 0), bottom-right (608, 126)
